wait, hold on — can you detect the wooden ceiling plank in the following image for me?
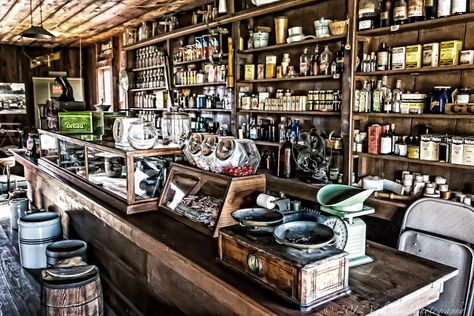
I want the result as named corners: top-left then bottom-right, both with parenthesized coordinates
top-left (0, 0), bottom-right (20, 24)
top-left (0, 0), bottom-right (34, 40)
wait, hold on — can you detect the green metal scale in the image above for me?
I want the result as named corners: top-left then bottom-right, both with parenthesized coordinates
top-left (317, 185), bottom-right (376, 267)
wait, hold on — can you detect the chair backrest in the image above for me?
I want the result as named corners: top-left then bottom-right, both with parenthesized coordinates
top-left (399, 198), bottom-right (474, 316)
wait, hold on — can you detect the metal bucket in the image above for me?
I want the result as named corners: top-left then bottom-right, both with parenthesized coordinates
top-left (19, 212), bottom-right (62, 269)
top-left (46, 240), bottom-right (88, 267)
top-left (9, 198), bottom-right (29, 230)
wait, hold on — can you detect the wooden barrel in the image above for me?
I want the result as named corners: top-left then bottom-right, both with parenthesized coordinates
top-left (41, 266), bottom-right (103, 316)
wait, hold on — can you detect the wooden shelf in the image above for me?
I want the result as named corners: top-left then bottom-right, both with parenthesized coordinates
top-left (130, 65), bottom-right (164, 72)
top-left (122, 0), bottom-right (331, 51)
top-left (353, 113), bottom-right (474, 120)
top-left (238, 35), bottom-right (346, 54)
top-left (355, 64), bottom-right (474, 77)
top-left (175, 82), bottom-right (227, 88)
top-left (129, 87), bottom-right (166, 92)
top-left (357, 13), bottom-right (474, 37)
top-left (239, 109), bottom-right (340, 116)
top-left (254, 140), bottom-right (283, 147)
top-left (356, 152), bottom-right (474, 171)
top-left (238, 74), bottom-right (338, 84)
top-left (181, 108), bottom-right (232, 113)
top-left (128, 108), bottom-right (165, 111)
top-left (173, 54), bottom-right (228, 66)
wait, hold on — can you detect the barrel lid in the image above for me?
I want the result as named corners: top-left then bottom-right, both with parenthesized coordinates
top-left (20, 212), bottom-right (59, 223)
top-left (46, 240), bottom-right (87, 255)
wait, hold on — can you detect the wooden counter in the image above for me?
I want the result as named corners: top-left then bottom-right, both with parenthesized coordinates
top-left (13, 151), bottom-right (457, 316)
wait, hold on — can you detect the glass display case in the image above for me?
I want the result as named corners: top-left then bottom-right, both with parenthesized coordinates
top-left (38, 129), bottom-right (182, 214)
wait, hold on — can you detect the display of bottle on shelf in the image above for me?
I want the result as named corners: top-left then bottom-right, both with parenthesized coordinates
top-left (356, 123), bottom-right (474, 167)
top-left (239, 117), bottom-right (302, 144)
top-left (173, 33), bottom-right (227, 63)
top-left (358, 39), bottom-right (474, 73)
top-left (175, 63), bottom-right (227, 86)
top-left (135, 46), bottom-right (165, 69)
top-left (133, 90), bottom-right (167, 109)
top-left (189, 116), bottom-right (230, 136)
top-left (134, 69), bottom-right (165, 89)
top-left (355, 78), bottom-right (471, 114)
top-left (177, 86), bottom-right (232, 110)
top-left (358, 0), bottom-right (473, 31)
top-left (244, 43), bottom-right (344, 80)
top-left (124, 17), bottom-right (179, 45)
top-left (240, 89), bottom-right (342, 112)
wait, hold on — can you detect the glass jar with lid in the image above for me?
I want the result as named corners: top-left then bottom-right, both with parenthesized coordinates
top-left (128, 120), bottom-right (157, 150)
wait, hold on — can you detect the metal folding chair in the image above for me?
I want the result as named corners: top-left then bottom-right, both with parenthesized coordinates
top-left (399, 198), bottom-right (474, 316)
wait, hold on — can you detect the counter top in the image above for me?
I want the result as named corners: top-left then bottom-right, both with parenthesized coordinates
top-left (13, 151), bottom-right (457, 315)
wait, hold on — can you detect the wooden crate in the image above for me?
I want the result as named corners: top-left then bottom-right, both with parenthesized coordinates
top-left (158, 163), bottom-right (266, 238)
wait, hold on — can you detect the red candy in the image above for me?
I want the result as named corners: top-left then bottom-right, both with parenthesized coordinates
top-left (222, 165), bottom-right (255, 177)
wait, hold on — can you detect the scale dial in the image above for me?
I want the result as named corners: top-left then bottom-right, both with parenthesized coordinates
top-left (323, 216), bottom-right (348, 250)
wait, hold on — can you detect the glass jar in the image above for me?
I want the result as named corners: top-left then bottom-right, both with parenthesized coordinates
top-left (127, 120), bottom-right (157, 149)
top-left (161, 112), bottom-right (191, 145)
top-left (456, 88), bottom-right (471, 103)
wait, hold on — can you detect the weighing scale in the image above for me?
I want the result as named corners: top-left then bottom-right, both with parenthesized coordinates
top-left (317, 185), bottom-right (375, 267)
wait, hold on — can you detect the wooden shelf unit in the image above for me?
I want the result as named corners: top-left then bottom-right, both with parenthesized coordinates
top-left (238, 75), bottom-right (338, 84)
top-left (355, 64), bottom-right (474, 77)
top-left (175, 82), bottom-right (227, 88)
top-left (173, 54), bottom-right (229, 66)
top-left (356, 12), bottom-right (474, 37)
top-left (130, 65), bottom-right (164, 72)
top-left (239, 109), bottom-right (340, 116)
top-left (350, 9), bottom-right (474, 196)
top-left (129, 87), bottom-right (166, 92)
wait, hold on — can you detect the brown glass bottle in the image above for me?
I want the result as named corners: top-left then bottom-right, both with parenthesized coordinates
top-left (424, 0), bottom-right (437, 19)
top-left (393, 0), bottom-right (408, 24)
top-left (380, 0), bottom-right (393, 27)
top-left (408, 0), bottom-right (424, 22)
top-left (278, 138), bottom-right (295, 178)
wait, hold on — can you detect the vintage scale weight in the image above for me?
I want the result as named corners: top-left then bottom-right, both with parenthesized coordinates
top-left (317, 185), bottom-right (375, 267)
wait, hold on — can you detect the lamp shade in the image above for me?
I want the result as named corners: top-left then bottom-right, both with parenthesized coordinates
top-left (20, 26), bottom-right (55, 39)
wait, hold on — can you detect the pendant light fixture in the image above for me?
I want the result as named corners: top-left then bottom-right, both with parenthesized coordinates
top-left (20, 0), bottom-right (55, 39)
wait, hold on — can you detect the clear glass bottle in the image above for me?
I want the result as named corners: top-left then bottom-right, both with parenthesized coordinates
top-left (391, 79), bottom-right (403, 113)
top-left (370, 51), bottom-right (377, 72)
top-left (320, 45), bottom-right (333, 75)
top-left (393, 0), bottom-right (409, 24)
top-left (399, 136), bottom-right (408, 156)
top-left (437, 0), bottom-right (451, 17)
top-left (300, 48), bottom-right (310, 76)
top-left (381, 75), bottom-right (392, 112)
top-left (372, 80), bottom-right (384, 112)
top-left (390, 124), bottom-right (398, 153)
top-left (360, 80), bottom-right (372, 112)
top-left (278, 137), bottom-right (295, 178)
top-left (248, 30), bottom-right (254, 49)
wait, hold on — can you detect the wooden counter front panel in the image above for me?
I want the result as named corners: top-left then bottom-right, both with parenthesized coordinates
top-left (218, 233), bottom-right (297, 300)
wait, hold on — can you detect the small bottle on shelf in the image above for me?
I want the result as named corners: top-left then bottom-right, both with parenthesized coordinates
top-left (380, 0), bottom-right (393, 27)
top-left (399, 136), bottom-right (408, 156)
top-left (437, 0), bottom-right (451, 17)
top-left (451, 0), bottom-right (467, 14)
top-left (372, 80), bottom-right (384, 112)
top-left (390, 124), bottom-right (398, 153)
top-left (360, 80), bottom-right (372, 112)
top-left (377, 42), bottom-right (390, 71)
top-left (424, 0), bottom-right (438, 19)
top-left (311, 45), bottom-right (321, 75)
top-left (278, 137), bottom-right (295, 178)
top-left (391, 79), bottom-right (403, 113)
top-left (408, 0), bottom-right (425, 22)
top-left (299, 48), bottom-right (310, 76)
top-left (320, 45), bottom-right (333, 75)
top-left (380, 125), bottom-right (392, 154)
top-left (381, 76), bottom-right (392, 112)
top-left (370, 52), bottom-right (377, 72)
top-left (358, 0), bottom-right (381, 30)
top-left (393, 0), bottom-right (409, 24)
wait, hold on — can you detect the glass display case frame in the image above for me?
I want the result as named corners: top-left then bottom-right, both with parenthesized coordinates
top-left (38, 129), bottom-right (182, 214)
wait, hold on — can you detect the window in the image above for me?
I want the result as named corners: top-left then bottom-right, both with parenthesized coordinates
top-left (97, 65), bottom-right (113, 107)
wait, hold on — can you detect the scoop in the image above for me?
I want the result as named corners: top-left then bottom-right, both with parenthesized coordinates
top-left (317, 184), bottom-right (374, 212)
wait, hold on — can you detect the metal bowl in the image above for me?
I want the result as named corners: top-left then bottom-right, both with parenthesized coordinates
top-left (231, 207), bottom-right (284, 227)
top-left (273, 221), bottom-right (335, 249)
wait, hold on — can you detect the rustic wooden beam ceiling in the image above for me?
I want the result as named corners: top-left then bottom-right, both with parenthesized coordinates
top-left (0, 0), bottom-right (204, 47)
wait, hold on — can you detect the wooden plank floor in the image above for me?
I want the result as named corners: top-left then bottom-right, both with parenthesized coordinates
top-left (0, 202), bottom-right (41, 316)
